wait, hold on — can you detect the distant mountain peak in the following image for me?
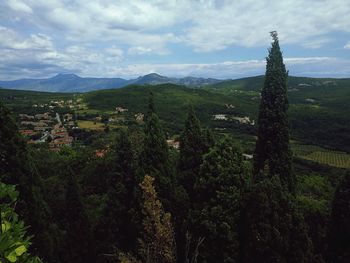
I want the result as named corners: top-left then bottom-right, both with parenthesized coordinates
top-left (52, 73), bottom-right (80, 79)
top-left (0, 73), bottom-right (223, 92)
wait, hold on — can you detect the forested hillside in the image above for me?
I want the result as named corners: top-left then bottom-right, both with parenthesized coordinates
top-left (1, 33), bottom-right (349, 263)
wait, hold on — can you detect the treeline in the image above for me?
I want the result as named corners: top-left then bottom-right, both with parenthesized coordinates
top-left (1, 33), bottom-right (349, 263)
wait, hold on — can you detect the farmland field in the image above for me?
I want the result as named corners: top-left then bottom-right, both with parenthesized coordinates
top-left (77, 120), bottom-right (105, 130)
top-left (292, 143), bottom-right (350, 169)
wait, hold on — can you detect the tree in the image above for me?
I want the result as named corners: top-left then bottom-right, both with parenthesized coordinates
top-left (328, 172), bottom-right (350, 263)
top-left (140, 92), bottom-right (172, 201)
top-left (0, 182), bottom-right (42, 263)
top-left (95, 130), bottom-right (139, 259)
top-left (139, 175), bottom-right (176, 263)
top-left (242, 176), bottom-right (313, 263)
top-left (0, 101), bottom-right (27, 185)
top-left (192, 137), bottom-right (247, 262)
top-left (177, 106), bottom-right (213, 262)
top-left (253, 31), bottom-right (294, 192)
top-left (178, 106), bottom-right (207, 196)
top-left (65, 172), bottom-right (95, 263)
top-left (0, 102), bottom-right (54, 261)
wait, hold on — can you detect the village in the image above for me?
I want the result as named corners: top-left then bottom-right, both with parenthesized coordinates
top-left (18, 99), bottom-right (76, 151)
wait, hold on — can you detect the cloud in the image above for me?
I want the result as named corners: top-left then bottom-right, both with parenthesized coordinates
top-left (3, 0), bottom-right (350, 52)
top-left (183, 0), bottom-right (350, 52)
top-left (0, 26), bottom-right (53, 50)
top-left (345, 41), bottom-right (350, 49)
top-left (1, 1), bottom-right (350, 79)
top-left (99, 57), bottom-right (350, 79)
top-left (7, 0), bottom-right (32, 13)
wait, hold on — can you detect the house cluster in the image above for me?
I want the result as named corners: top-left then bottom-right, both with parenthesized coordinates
top-left (232, 116), bottom-right (255, 125)
top-left (134, 113), bottom-right (144, 122)
top-left (115, 106), bottom-right (128, 113)
top-left (19, 113), bottom-right (53, 134)
top-left (213, 114), bottom-right (255, 125)
top-left (225, 104), bottom-right (235, 109)
top-left (49, 124), bottom-right (73, 151)
top-left (32, 99), bottom-right (74, 109)
top-left (18, 112), bottom-right (73, 150)
top-left (166, 139), bottom-right (180, 150)
top-left (213, 114), bottom-right (228, 120)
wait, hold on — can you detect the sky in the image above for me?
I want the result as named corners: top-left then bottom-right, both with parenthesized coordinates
top-left (1, 0), bottom-right (350, 80)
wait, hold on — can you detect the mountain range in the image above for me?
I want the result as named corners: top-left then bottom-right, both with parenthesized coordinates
top-left (0, 73), bottom-right (223, 92)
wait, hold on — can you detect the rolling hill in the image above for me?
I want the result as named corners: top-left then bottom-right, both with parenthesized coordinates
top-left (206, 76), bottom-right (350, 152)
top-left (83, 79), bottom-right (350, 152)
top-left (0, 73), bottom-right (222, 92)
top-left (2, 74), bottom-right (349, 152)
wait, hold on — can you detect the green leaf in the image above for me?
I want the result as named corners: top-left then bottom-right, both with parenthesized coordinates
top-left (15, 245), bottom-right (27, 256)
top-left (6, 251), bottom-right (18, 262)
top-left (1, 221), bottom-right (11, 233)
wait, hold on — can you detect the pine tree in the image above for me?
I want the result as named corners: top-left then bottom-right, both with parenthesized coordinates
top-left (139, 175), bottom-right (176, 263)
top-left (192, 137), bottom-right (246, 262)
top-left (328, 172), bottom-right (350, 263)
top-left (253, 31), bottom-right (294, 192)
top-left (65, 172), bottom-right (95, 263)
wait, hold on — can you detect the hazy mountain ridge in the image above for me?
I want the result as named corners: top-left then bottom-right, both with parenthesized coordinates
top-left (0, 73), bottom-right (222, 92)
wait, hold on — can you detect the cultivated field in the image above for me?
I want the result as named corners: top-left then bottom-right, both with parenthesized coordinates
top-left (293, 143), bottom-right (350, 169)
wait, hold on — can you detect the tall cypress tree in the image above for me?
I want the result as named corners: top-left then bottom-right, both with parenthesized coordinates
top-left (176, 106), bottom-right (212, 262)
top-left (253, 31), bottom-right (294, 192)
top-left (95, 129), bottom-right (139, 259)
top-left (178, 106), bottom-right (207, 196)
top-left (140, 92), bottom-right (171, 200)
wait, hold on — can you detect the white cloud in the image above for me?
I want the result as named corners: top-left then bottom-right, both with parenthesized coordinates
top-left (0, 26), bottom-right (53, 50)
top-left (7, 0), bottom-right (32, 13)
top-left (103, 57), bottom-right (348, 79)
top-left (344, 41), bottom-right (350, 49)
top-left (1, 1), bottom-right (350, 79)
top-left (183, 0), bottom-right (350, 52)
top-left (4, 0), bottom-right (350, 52)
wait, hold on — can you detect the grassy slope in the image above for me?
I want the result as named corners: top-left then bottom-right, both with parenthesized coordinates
top-left (206, 76), bottom-right (350, 152)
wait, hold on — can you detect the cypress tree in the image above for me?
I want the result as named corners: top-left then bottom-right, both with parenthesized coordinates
top-left (328, 172), bottom-right (350, 263)
top-left (242, 176), bottom-right (313, 263)
top-left (140, 92), bottom-right (171, 201)
top-left (65, 172), bottom-right (95, 263)
top-left (253, 31), bottom-right (294, 192)
top-left (178, 106), bottom-right (207, 195)
top-left (141, 92), bottom-right (169, 175)
top-left (0, 101), bottom-right (27, 184)
top-left (95, 129), bottom-right (139, 259)
top-left (177, 106), bottom-right (213, 262)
